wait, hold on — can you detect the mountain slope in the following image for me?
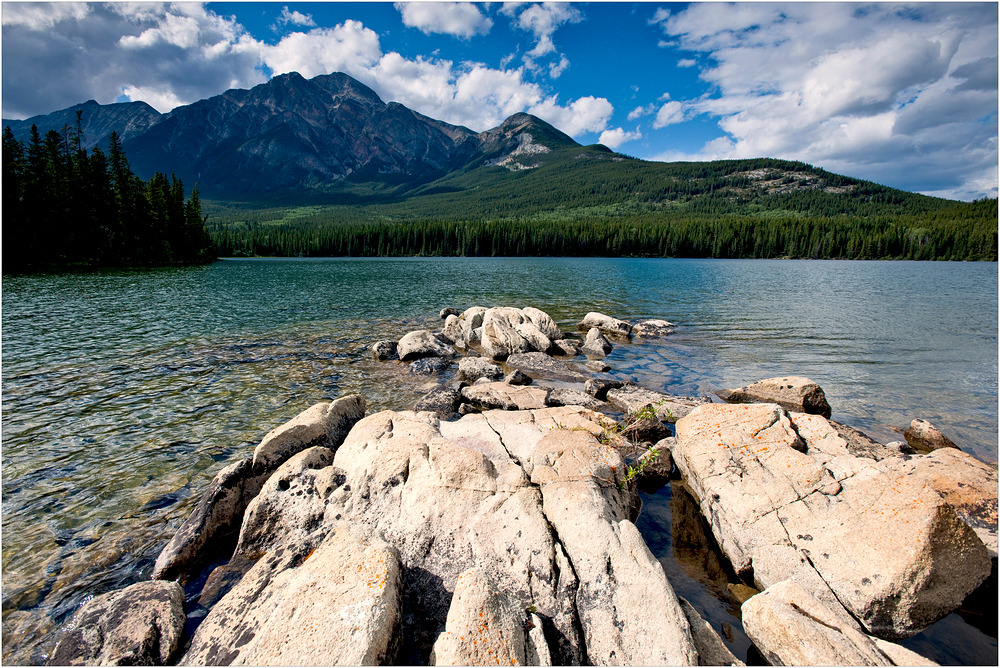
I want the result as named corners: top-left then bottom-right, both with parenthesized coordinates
top-left (3, 99), bottom-right (162, 149)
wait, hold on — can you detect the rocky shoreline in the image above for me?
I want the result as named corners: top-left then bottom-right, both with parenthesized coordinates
top-left (47, 306), bottom-right (997, 666)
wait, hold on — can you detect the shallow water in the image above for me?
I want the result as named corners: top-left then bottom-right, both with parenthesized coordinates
top-left (3, 257), bottom-right (996, 663)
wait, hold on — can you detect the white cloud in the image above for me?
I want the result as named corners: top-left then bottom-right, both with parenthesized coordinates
top-left (548, 55), bottom-right (569, 78)
top-left (653, 100), bottom-right (684, 128)
top-left (502, 2), bottom-right (582, 72)
top-left (529, 95), bottom-right (613, 136)
top-left (260, 20), bottom-right (382, 80)
top-left (628, 103), bottom-right (656, 121)
top-left (276, 7), bottom-right (316, 29)
top-left (396, 2), bottom-right (493, 38)
top-left (652, 2), bottom-right (998, 198)
top-left (598, 127), bottom-right (642, 149)
top-left (677, 58), bottom-right (696, 68)
top-left (1, 2), bottom-right (90, 29)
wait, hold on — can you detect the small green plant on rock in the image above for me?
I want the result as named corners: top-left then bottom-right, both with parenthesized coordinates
top-left (619, 447), bottom-right (660, 490)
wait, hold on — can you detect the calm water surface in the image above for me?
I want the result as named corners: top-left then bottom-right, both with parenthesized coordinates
top-left (3, 258), bottom-right (997, 663)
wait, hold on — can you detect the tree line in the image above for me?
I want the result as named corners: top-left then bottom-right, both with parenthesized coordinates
top-left (209, 198), bottom-right (997, 261)
top-left (3, 113), bottom-right (214, 270)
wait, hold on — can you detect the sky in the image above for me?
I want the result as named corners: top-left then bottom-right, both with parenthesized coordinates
top-left (2, 2), bottom-right (997, 200)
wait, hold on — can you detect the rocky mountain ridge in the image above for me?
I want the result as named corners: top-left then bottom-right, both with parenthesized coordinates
top-left (3, 71), bottom-right (579, 195)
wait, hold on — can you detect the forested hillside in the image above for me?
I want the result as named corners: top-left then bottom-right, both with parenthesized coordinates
top-left (3, 116), bottom-right (214, 270)
top-left (206, 151), bottom-right (998, 261)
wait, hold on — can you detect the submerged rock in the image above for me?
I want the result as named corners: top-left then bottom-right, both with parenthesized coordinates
top-left (505, 351), bottom-right (585, 380)
top-left (371, 339), bottom-right (398, 360)
top-left (457, 356), bottom-right (504, 382)
top-left (408, 357), bottom-right (451, 375)
top-left (48, 581), bottom-right (185, 666)
top-left (716, 375), bottom-right (832, 418)
top-left (632, 319), bottom-right (676, 338)
top-left (414, 385), bottom-right (463, 419)
top-left (605, 383), bottom-right (709, 423)
top-left (672, 403), bottom-right (991, 639)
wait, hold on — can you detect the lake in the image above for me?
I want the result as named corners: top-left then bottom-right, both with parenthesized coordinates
top-left (3, 257), bottom-right (997, 664)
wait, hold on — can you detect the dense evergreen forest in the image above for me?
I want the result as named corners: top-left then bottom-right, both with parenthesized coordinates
top-left (2, 115), bottom-right (214, 270)
top-left (206, 150), bottom-right (998, 261)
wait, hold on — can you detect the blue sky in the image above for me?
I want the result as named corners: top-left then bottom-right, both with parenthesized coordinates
top-left (2, 2), bottom-right (997, 200)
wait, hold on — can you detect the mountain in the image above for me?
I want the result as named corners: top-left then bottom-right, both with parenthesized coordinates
top-left (3, 98), bottom-right (162, 150)
top-left (3, 72), bottom-right (581, 196)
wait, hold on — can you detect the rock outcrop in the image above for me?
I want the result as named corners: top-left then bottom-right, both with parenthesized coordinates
top-left (671, 403), bottom-right (991, 640)
top-left (152, 395), bottom-right (365, 582)
top-left (158, 404), bottom-right (708, 665)
top-left (716, 376), bottom-right (832, 418)
top-left (48, 581), bottom-right (185, 666)
top-left (53, 305), bottom-right (992, 668)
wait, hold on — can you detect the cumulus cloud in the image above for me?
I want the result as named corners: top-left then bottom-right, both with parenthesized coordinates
top-left (260, 20), bottom-right (383, 80)
top-left (2, 3), bottom-right (265, 118)
top-left (598, 127), bottom-right (642, 149)
top-left (650, 2), bottom-right (998, 198)
top-left (502, 2), bottom-right (581, 72)
top-left (396, 2), bottom-right (492, 38)
top-left (528, 95), bottom-right (613, 136)
top-left (653, 100), bottom-right (684, 128)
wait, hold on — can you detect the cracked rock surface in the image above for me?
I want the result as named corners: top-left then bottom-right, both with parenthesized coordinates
top-left (180, 405), bottom-right (698, 665)
top-left (671, 403), bottom-right (992, 640)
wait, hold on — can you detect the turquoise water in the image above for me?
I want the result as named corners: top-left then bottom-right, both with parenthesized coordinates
top-left (3, 257), bottom-right (997, 663)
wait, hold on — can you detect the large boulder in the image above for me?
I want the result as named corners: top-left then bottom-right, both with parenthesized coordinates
top-left (716, 376), bottom-right (832, 418)
top-left (579, 312), bottom-right (632, 337)
top-left (481, 308), bottom-right (532, 359)
top-left (741, 580), bottom-right (929, 666)
top-left (150, 456), bottom-right (267, 582)
top-left (182, 528), bottom-right (402, 666)
top-left (529, 428), bottom-right (698, 664)
top-left (904, 418), bottom-right (958, 452)
top-left (897, 447), bottom-right (999, 559)
top-left (522, 306), bottom-right (563, 341)
top-left (397, 329), bottom-right (455, 361)
top-left (672, 403), bottom-right (991, 639)
top-left (48, 580), bottom-right (186, 666)
top-left (252, 395), bottom-right (366, 471)
top-left (152, 395), bottom-right (365, 582)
